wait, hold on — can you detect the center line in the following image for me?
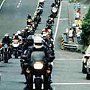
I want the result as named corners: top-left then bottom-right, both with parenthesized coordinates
top-left (54, 1), bottom-right (62, 44)
top-left (17, 0), bottom-right (22, 8)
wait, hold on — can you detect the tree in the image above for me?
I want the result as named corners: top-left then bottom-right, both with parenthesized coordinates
top-left (81, 6), bottom-right (90, 47)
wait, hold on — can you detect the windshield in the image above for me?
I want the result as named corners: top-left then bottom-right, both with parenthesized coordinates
top-left (31, 51), bottom-right (45, 61)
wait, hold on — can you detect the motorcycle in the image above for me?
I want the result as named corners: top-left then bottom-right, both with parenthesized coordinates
top-left (23, 51), bottom-right (53, 90)
top-left (2, 44), bottom-right (10, 63)
top-left (86, 58), bottom-right (90, 80)
top-left (51, 6), bottom-right (58, 18)
top-left (11, 39), bottom-right (21, 58)
top-left (82, 55), bottom-right (88, 73)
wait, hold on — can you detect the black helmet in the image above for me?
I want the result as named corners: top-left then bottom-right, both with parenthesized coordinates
top-left (27, 14), bottom-right (31, 19)
top-left (27, 35), bottom-right (34, 46)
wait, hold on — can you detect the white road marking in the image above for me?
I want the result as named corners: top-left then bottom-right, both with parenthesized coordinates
top-left (54, 1), bottom-right (62, 43)
top-left (34, 0), bottom-right (40, 16)
top-left (17, 0), bottom-right (22, 8)
top-left (83, 6), bottom-right (87, 9)
top-left (54, 59), bottom-right (82, 61)
top-left (59, 18), bottom-right (68, 21)
top-left (52, 82), bottom-right (90, 85)
top-left (0, 0), bottom-right (6, 9)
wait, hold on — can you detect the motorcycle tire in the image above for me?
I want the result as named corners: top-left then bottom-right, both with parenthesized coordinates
top-left (26, 75), bottom-right (33, 90)
top-left (82, 63), bottom-right (87, 74)
top-left (86, 73), bottom-right (90, 80)
top-left (34, 77), bottom-right (42, 90)
top-left (3, 53), bottom-right (8, 63)
top-left (14, 52), bottom-right (18, 58)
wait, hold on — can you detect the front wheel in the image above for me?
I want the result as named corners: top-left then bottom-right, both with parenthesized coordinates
top-left (14, 51), bottom-right (18, 58)
top-left (86, 73), bottom-right (90, 80)
top-left (82, 63), bottom-right (87, 74)
top-left (3, 52), bottom-right (8, 63)
top-left (34, 77), bottom-right (42, 90)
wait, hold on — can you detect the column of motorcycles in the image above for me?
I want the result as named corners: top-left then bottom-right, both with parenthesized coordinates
top-left (21, 0), bottom-right (61, 90)
top-left (0, 0), bottom-right (61, 90)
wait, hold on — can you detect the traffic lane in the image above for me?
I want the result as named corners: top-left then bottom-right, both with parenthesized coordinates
top-left (0, 59), bottom-right (25, 90)
top-left (0, 0), bottom-right (19, 37)
top-left (0, 0), bottom-right (38, 38)
top-left (51, 59), bottom-right (90, 90)
top-left (35, 0), bottom-right (54, 34)
top-left (52, 84), bottom-right (90, 90)
top-left (55, 50), bottom-right (83, 59)
top-left (60, 0), bottom-right (69, 19)
top-left (53, 1), bottom-right (69, 50)
top-left (54, 19), bottom-right (68, 50)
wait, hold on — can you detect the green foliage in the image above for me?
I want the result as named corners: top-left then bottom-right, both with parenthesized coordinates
top-left (69, 0), bottom-right (81, 3)
top-left (81, 6), bottom-right (90, 47)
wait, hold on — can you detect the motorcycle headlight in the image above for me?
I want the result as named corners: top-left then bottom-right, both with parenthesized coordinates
top-left (34, 62), bottom-right (43, 69)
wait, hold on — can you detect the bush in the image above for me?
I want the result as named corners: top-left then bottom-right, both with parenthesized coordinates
top-left (69, 0), bottom-right (81, 3)
top-left (81, 6), bottom-right (90, 47)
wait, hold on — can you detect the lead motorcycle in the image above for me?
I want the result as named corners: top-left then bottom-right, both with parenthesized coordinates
top-left (23, 51), bottom-right (53, 90)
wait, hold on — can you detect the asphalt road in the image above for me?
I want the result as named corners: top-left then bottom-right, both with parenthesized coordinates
top-left (0, 0), bottom-right (90, 90)
top-left (0, 0), bottom-right (38, 38)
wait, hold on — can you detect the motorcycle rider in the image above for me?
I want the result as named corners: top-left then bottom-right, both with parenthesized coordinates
top-left (51, 4), bottom-right (58, 18)
top-left (13, 33), bottom-right (22, 42)
top-left (39, 0), bottom-right (45, 7)
top-left (42, 26), bottom-right (53, 39)
top-left (33, 35), bottom-right (54, 83)
top-left (2, 33), bottom-right (12, 59)
top-left (2, 33), bottom-right (12, 46)
top-left (27, 14), bottom-right (33, 26)
top-left (20, 35), bottom-right (34, 84)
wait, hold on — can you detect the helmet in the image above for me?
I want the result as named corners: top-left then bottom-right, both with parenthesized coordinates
top-left (27, 35), bottom-right (34, 46)
top-left (4, 33), bottom-right (9, 37)
top-left (27, 14), bottom-right (31, 19)
top-left (14, 33), bottom-right (19, 39)
top-left (16, 31), bottom-right (21, 35)
top-left (34, 35), bottom-right (43, 49)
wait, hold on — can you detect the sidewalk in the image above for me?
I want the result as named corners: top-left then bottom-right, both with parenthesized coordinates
top-left (60, 0), bottom-right (89, 51)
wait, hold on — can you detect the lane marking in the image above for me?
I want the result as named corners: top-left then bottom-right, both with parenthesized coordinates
top-left (52, 83), bottom-right (90, 85)
top-left (59, 18), bottom-right (68, 21)
top-left (17, 0), bottom-right (22, 8)
top-left (54, 1), bottom-right (62, 43)
top-left (54, 59), bottom-right (82, 61)
top-left (34, 0), bottom-right (40, 16)
top-left (0, 0), bottom-right (6, 9)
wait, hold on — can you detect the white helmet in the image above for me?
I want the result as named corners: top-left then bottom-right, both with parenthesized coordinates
top-left (34, 35), bottom-right (43, 49)
top-left (4, 33), bottom-right (9, 37)
top-left (17, 31), bottom-right (21, 35)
